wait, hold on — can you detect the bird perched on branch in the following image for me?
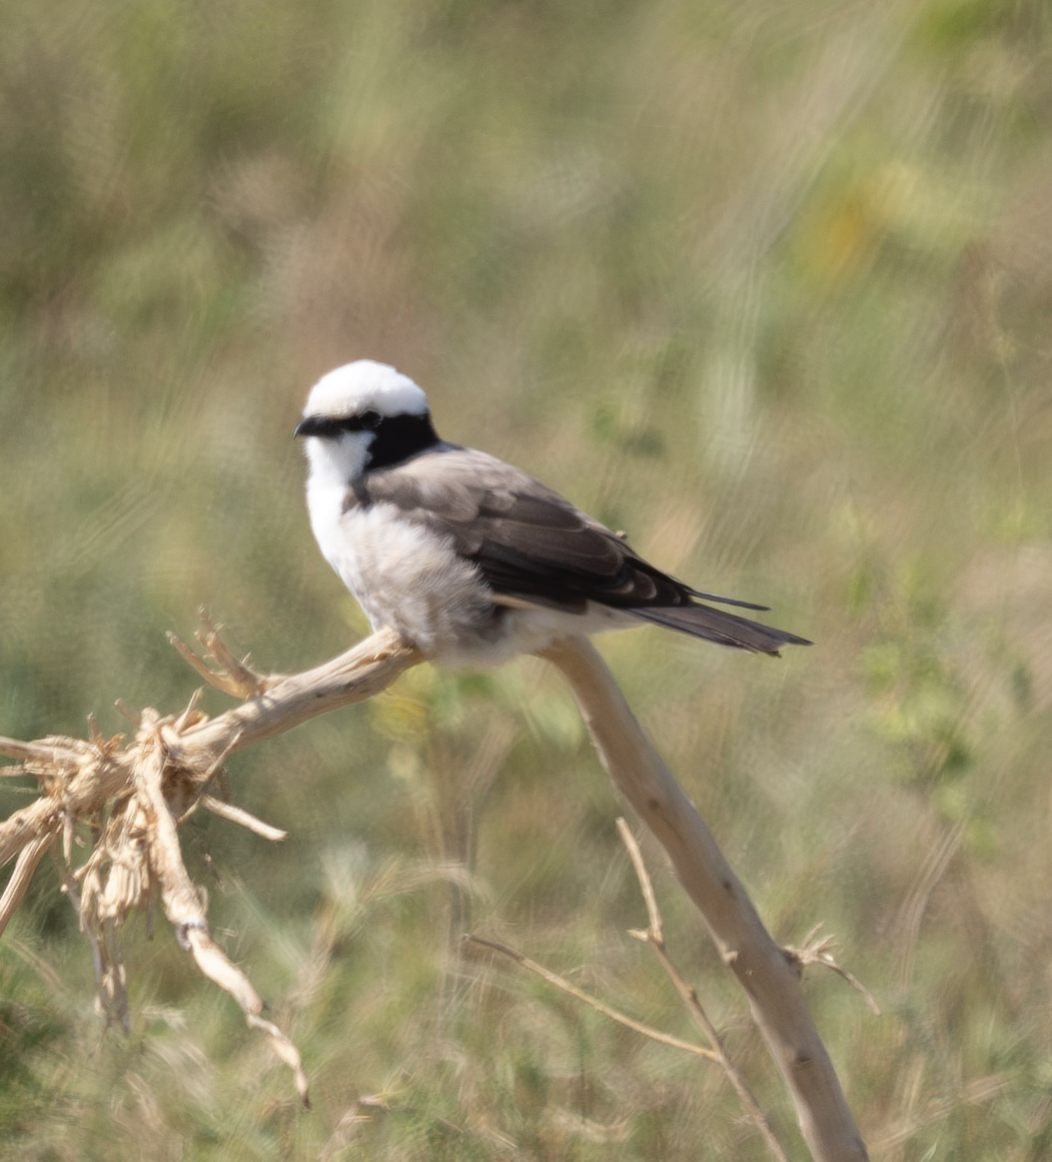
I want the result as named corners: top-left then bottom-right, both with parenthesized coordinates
top-left (295, 360), bottom-right (810, 668)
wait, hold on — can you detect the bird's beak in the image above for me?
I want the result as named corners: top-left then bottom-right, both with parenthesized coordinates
top-left (294, 415), bottom-right (327, 438)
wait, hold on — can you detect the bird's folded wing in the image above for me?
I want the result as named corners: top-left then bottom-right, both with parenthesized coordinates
top-left (363, 448), bottom-right (743, 613)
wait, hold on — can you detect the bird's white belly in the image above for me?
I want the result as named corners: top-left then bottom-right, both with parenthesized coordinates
top-left (321, 505), bottom-right (489, 652)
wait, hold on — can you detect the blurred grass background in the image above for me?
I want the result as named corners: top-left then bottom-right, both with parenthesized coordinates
top-left (2, 0), bottom-right (1052, 1157)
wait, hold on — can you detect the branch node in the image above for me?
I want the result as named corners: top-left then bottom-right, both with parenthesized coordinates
top-left (176, 918), bottom-right (210, 951)
top-left (784, 925), bottom-right (881, 1017)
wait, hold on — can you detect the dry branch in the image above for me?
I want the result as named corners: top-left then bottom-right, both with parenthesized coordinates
top-left (540, 636), bottom-right (870, 1162)
top-left (0, 619), bottom-right (868, 1159)
top-left (616, 818), bottom-right (791, 1162)
top-left (0, 622), bottom-right (421, 1103)
top-left (465, 932), bottom-right (719, 1062)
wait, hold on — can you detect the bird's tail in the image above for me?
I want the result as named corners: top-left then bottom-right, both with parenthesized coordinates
top-left (634, 603), bottom-right (811, 655)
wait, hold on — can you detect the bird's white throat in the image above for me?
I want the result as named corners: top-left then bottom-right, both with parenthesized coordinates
top-left (303, 428), bottom-right (373, 488)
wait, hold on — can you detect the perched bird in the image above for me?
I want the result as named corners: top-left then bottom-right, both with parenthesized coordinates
top-left (295, 360), bottom-right (810, 667)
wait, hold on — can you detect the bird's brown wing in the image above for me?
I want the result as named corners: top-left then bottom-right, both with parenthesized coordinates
top-left (362, 445), bottom-right (810, 653)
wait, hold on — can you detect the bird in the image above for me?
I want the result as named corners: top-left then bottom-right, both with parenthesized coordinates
top-left (295, 360), bottom-right (810, 668)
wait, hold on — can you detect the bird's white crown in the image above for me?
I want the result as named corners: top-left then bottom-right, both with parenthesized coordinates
top-left (303, 360), bottom-right (429, 420)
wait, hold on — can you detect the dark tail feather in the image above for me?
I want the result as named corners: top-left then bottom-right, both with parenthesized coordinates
top-left (683, 586), bottom-right (770, 612)
top-left (634, 603), bottom-right (812, 656)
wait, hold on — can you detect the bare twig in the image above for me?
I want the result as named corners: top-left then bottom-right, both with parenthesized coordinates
top-left (52, 854), bottom-right (130, 1029)
top-left (196, 794), bottom-right (288, 841)
top-left (0, 616), bottom-right (866, 1155)
top-left (0, 833), bottom-right (55, 937)
top-left (616, 819), bottom-right (792, 1162)
top-left (114, 699), bottom-right (142, 727)
top-left (166, 609), bottom-right (276, 699)
top-left (0, 619), bottom-right (421, 1101)
top-left (540, 637), bottom-right (869, 1162)
top-left (134, 708), bottom-right (311, 1101)
top-left (786, 924), bottom-right (881, 1017)
top-left (464, 933), bottom-right (717, 1061)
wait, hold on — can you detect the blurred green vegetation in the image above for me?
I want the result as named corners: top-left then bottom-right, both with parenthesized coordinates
top-left (3, 0), bottom-right (1052, 1157)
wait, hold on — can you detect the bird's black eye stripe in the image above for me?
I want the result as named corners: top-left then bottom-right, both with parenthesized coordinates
top-left (294, 409), bottom-right (386, 439)
top-left (295, 408), bottom-right (440, 467)
top-left (332, 406), bottom-right (381, 434)
top-left (335, 409), bottom-right (384, 433)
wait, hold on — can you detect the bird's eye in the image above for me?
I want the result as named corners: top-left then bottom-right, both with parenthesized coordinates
top-left (337, 409), bottom-right (383, 434)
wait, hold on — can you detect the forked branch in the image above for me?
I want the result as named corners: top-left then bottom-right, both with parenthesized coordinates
top-left (0, 620), bottom-right (868, 1159)
top-left (466, 817), bottom-right (792, 1162)
top-left (0, 622), bottom-right (420, 1104)
top-left (540, 637), bottom-right (869, 1162)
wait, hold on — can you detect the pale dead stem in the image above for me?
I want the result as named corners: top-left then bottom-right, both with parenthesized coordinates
top-left (0, 616), bottom-right (871, 1160)
top-left (465, 819), bottom-right (878, 1162)
top-left (467, 819), bottom-right (792, 1162)
top-left (0, 833), bottom-right (55, 936)
top-left (539, 636), bottom-right (871, 1162)
top-left (617, 819), bottom-right (794, 1162)
top-left (786, 924), bottom-right (881, 1018)
top-left (465, 932), bottom-right (719, 1063)
top-left (0, 614), bottom-right (420, 1107)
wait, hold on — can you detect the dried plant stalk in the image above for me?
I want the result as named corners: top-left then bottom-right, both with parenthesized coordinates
top-left (0, 619), bottom-right (867, 1158)
top-left (540, 637), bottom-right (869, 1162)
top-left (0, 834), bottom-right (55, 933)
top-left (616, 818), bottom-right (791, 1162)
top-left (0, 625), bottom-right (420, 1102)
top-left (465, 933), bottom-right (719, 1062)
